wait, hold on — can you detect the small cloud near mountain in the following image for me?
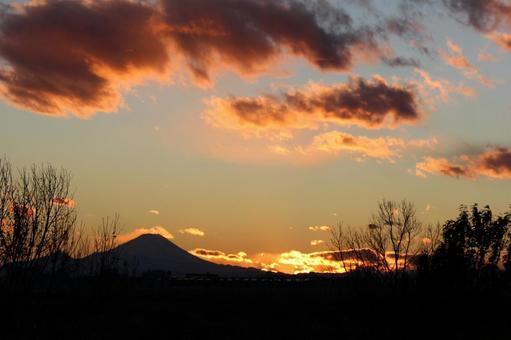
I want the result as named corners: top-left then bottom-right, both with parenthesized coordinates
top-left (310, 240), bottom-right (325, 246)
top-left (179, 228), bottom-right (205, 237)
top-left (309, 226), bottom-right (331, 232)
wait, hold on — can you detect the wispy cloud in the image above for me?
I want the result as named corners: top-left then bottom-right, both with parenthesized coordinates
top-left (440, 39), bottom-right (492, 86)
top-left (269, 132), bottom-right (437, 163)
top-left (413, 69), bottom-right (475, 105)
top-left (478, 50), bottom-right (498, 62)
top-left (148, 210), bottom-right (160, 215)
top-left (303, 131), bottom-right (436, 161)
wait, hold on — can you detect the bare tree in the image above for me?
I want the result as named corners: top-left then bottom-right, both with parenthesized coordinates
top-left (92, 214), bottom-right (121, 277)
top-left (329, 199), bottom-right (422, 276)
top-left (0, 157), bottom-right (13, 267)
top-left (367, 199), bottom-right (422, 273)
top-left (329, 223), bottom-right (379, 273)
top-left (0, 159), bottom-right (76, 291)
top-left (421, 223), bottom-right (442, 256)
top-left (329, 223), bottom-right (354, 272)
top-left (0, 158), bottom-right (77, 282)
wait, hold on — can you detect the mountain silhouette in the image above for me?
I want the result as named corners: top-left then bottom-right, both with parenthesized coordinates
top-left (84, 234), bottom-right (262, 277)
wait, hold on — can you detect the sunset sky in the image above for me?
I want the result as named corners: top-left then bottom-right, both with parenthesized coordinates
top-left (1, 0), bottom-right (511, 273)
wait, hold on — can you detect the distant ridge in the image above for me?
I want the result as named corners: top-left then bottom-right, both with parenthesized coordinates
top-left (84, 234), bottom-right (262, 277)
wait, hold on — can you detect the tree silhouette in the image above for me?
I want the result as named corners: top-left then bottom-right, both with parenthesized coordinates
top-left (0, 157), bottom-right (77, 286)
top-left (366, 199), bottom-right (422, 274)
top-left (433, 204), bottom-right (511, 282)
top-left (91, 214), bottom-right (121, 277)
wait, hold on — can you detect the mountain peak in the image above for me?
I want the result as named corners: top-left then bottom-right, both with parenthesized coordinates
top-left (133, 233), bottom-right (170, 241)
top-left (123, 233), bottom-right (173, 246)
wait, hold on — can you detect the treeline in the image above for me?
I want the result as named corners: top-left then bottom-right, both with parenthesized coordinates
top-left (329, 199), bottom-right (511, 285)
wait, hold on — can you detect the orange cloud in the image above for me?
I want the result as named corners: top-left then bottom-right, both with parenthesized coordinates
top-left (189, 248), bottom-right (254, 267)
top-left (148, 209), bottom-right (160, 215)
top-left (440, 39), bottom-right (492, 86)
top-left (118, 226), bottom-right (174, 244)
top-left (52, 197), bottom-right (76, 208)
top-left (478, 51), bottom-right (498, 62)
top-left (305, 131), bottom-right (436, 161)
top-left (416, 147), bottom-right (511, 179)
top-left (269, 249), bottom-right (380, 274)
top-left (179, 227), bottom-right (205, 237)
top-left (413, 69), bottom-right (475, 104)
top-left (205, 76), bottom-right (421, 136)
top-left (275, 250), bottom-right (346, 274)
top-left (190, 247), bottom-right (380, 274)
top-left (310, 240), bottom-right (325, 246)
top-left (308, 226), bottom-right (331, 232)
top-left (488, 31), bottom-right (511, 51)
top-left (475, 147), bottom-right (511, 179)
top-left (416, 157), bottom-right (474, 178)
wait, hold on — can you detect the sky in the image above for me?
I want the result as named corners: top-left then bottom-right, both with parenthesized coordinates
top-left (1, 0), bottom-right (511, 273)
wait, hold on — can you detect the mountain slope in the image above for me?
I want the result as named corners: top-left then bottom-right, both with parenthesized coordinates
top-left (84, 234), bottom-right (261, 277)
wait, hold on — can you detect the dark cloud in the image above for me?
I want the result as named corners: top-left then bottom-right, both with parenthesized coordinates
top-left (0, 0), bottom-right (424, 117)
top-left (416, 157), bottom-right (473, 178)
top-left (406, 0), bottom-right (511, 32)
top-left (159, 0), bottom-right (381, 83)
top-left (315, 249), bottom-right (380, 264)
top-left (381, 56), bottom-right (420, 67)
top-left (193, 249), bottom-right (225, 257)
top-left (416, 147), bottom-right (511, 179)
top-left (441, 0), bottom-right (511, 32)
top-left (478, 147), bottom-right (511, 178)
top-left (0, 0), bottom-right (169, 117)
top-left (189, 248), bottom-right (254, 267)
top-left (206, 76), bottom-right (421, 131)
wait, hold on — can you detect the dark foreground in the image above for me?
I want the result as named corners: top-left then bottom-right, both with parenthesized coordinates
top-left (2, 276), bottom-right (511, 340)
